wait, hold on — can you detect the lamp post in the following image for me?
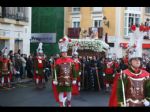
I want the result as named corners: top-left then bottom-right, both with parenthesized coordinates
top-left (103, 16), bottom-right (109, 28)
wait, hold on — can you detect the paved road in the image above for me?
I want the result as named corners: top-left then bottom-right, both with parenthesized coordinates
top-left (0, 81), bottom-right (110, 107)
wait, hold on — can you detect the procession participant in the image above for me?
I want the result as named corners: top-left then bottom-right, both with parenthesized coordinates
top-left (90, 56), bottom-right (101, 91)
top-left (72, 42), bottom-right (81, 95)
top-left (103, 58), bottom-right (115, 92)
top-left (80, 56), bottom-right (89, 91)
top-left (109, 24), bottom-right (150, 107)
top-left (52, 36), bottom-right (77, 107)
top-left (33, 42), bottom-right (46, 88)
top-left (0, 47), bottom-right (11, 88)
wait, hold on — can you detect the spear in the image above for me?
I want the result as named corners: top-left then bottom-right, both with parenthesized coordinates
top-left (95, 63), bottom-right (101, 91)
top-left (120, 70), bottom-right (126, 107)
top-left (82, 63), bottom-right (85, 89)
top-left (53, 60), bottom-right (57, 82)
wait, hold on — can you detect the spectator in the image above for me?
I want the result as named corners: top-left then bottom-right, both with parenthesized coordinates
top-left (26, 55), bottom-right (33, 78)
top-left (20, 54), bottom-right (26, 79)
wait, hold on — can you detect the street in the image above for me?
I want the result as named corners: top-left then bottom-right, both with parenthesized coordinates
top-left (0, 80), bottom-right (110, 107)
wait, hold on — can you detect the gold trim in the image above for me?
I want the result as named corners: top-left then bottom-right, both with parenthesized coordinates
top-left (130, 66), bottom-right (142, 76)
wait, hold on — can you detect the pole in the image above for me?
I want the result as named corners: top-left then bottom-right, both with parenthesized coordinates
top-left (82, 63), bottom-right (85, 89)
top-left (53, 60), bottom-right (57, 81)
top-left (95, 64), bottom-right (101, 91)
top-left (120, 70), bottom-right (126, 107)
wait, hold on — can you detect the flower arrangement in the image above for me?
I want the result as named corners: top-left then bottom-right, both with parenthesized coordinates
top-left (68, 39), bottom-right (109, 52)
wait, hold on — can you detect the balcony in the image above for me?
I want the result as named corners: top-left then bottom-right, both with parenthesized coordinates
top-left (0, 12), bottom-right (29, 25)
top-left (67, 27), bottom-right (103, 39)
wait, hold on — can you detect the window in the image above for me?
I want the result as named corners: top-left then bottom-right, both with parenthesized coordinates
top-left (72, 7), bottom-right (80, 13)
top-left (125, 7), bottom-right (141, 12)
top-left (93, 20), bottom-right (101, 28)
top-left (145, 7), bottom-right (150, 13)
top-left (93, 7), bottom-right (102, 12)
top-left (72, 21), bottom-right (80, 28)
top-left (72, 17), bottom-right (80, 28)
top-left (124, 13), bottom-right (141, 36)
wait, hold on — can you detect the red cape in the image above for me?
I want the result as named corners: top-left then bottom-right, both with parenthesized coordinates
top-left (53, 57), bottom-right (75, 102)
top-left (109, 73), bottom-right (120, 107)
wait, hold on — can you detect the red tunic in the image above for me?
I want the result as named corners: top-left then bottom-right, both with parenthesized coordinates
top-left (1, 58), bottom-right (12, 82)
top-left (52, 57), bottom-right (75, 102)
top-left (109, 69), bottom-right (150, 107)
top-left (34, 56), bottom-right (45, 80)
top-left (72, 58), bottom-right (81, 95)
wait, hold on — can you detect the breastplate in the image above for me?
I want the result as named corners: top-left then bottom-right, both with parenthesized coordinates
top-left (125, 77), bottom-right (146, 107)
top-left (2, 62), bottom-right (9, 75)
top-left (2, 62), bottom-right (8, 72)
top-left (58, 63), bottom-right (72, 86)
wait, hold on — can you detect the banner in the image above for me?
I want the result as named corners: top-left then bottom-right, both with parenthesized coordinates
top-left (31, 33), bottom-right (56, 43)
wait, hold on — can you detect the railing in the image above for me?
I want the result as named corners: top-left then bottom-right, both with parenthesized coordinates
top-left (68, 27), bottom-right (103, 39)
top-left (1, 7), bottom-right (28, 22)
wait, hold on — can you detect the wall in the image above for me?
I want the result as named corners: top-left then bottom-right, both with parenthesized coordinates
top-left (31, 7), bottom-right (64, 56)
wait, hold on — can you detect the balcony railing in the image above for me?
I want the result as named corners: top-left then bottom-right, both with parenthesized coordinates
top-left (2, 12), bottom-right (29, 22)
top-left (1, 8), bottom-right (28, 22)
top-left (68, 27), bottom-right (103, 39)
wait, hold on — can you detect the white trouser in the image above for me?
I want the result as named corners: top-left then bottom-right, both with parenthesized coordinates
top-left (8, 77), bottom-right (10, 83)
top-left (36, 78), bottom-right (39, 84)
top-left (106, 83), bottom-right (109, 88)
top-left (1, 77), bottom-right (4, 84)
top-left (59, 92), bottom-right (72, 103)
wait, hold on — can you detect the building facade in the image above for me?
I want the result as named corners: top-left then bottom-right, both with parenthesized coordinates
top-left (0, 7), bottom-right (31, 56)
top-left (64, 7), bottom-right (150, 58)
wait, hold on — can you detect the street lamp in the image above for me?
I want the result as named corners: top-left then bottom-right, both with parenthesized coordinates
top-left (103, 16), bottom-right (109, 28)
top-left (145, 18), bottom-right (150, 26)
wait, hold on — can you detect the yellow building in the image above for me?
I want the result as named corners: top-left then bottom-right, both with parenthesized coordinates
top-left (64, 7), bottom-right (150, 58)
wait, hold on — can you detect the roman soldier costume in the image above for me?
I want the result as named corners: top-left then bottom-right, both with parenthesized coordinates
top-left (52, 36), bottom-right (77, 107)
top-left (33, 42), bottom-right (46, 88)
top-left (72, 42), bottom-right (81, 95)
top-left (109, 24), bottom-right (150, 107)
top-left (0, 47), bottom-right (11, 88)
top-left (103, 58), bottom-right (115, 92)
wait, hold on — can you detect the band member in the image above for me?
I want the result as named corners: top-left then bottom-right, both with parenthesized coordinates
top-left (0, 47), bottom-right (11, 88)
top-left (72, 42), bottom-right (81, 95)
top-left (109, 25), bottom-right (150, 107)
top-left (81, 56), bottom-right (90, 90)
top-left (90, 56), bottom-right (101, 91)
top-left (52, 36), bottom-right (77, 107)
top-left (33, 42), bottom-right (46, 88)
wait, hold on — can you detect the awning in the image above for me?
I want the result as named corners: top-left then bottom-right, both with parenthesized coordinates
top-left (120, 43), bottom-right (150, 49)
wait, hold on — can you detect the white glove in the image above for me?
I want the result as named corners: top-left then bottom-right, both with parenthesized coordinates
top-left (103, 73), bottom-right (105, 76)
top-left (113, 74), bottom-right (115, 77)
top-left (36, 70), bottom-right (38, 74)
top-left (53, 80), bottom-right (58, 85)
top-left (17, 71), bottom-right (20, 74)
top-left (72, 80), bottom-right (76, 85)
top-left (144, 99), bottom-right (150, 106)
top-left (43, 70), bottom-right (45, 73)
top-left (79, 72), bottom-right (81, 76)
